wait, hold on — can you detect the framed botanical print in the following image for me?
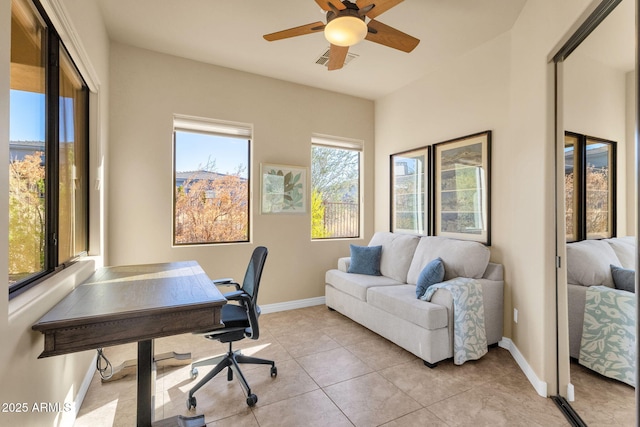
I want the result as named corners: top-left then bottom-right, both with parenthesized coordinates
top-left (260, 163), bottom-right (307, 214)
top-left (433, 131), bottom-right (491, 245)
top-left (390, 146), bottom-right (430, 234)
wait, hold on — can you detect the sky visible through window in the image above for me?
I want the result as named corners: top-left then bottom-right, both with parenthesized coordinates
top-left (11, 92), bottom-right (248, 178)
top-left (175, 131), bottom-right (248, 178)
top-left (10, 90), bottom-right (45, 141)
top-left (10, 90), bottom-right (76, 142)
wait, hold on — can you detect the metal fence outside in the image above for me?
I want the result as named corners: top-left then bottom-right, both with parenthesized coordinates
top-left (323, 202), bottom-right (359, 238)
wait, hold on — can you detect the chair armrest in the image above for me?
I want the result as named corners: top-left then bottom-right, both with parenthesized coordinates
top-left (223, 290), bottom-right (250, 302)
top-left (214, 278), bottom-right (240, 290)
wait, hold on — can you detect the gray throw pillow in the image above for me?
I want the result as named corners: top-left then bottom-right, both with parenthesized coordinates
top-left (416, 257), bottom-right (445, 298)
top-left (610, 264), bottom-right (635, 293)
top-left (348, 245), bottom-right (382, 276)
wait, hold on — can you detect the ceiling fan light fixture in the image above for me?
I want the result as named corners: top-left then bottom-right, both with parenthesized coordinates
top-left (324, 16), bottom-right (368, 47)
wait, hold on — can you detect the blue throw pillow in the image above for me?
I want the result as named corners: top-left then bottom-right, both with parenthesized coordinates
top-left (416, 257), bottom-right (445, 298)
top-left (611, 264), bottom-right (635, 293)
top-left (348, 245), bottom-right (382, 276)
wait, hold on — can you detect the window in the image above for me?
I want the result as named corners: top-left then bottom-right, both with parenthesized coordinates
top-left (9, 0), bottom-right (89, 296)
top-left (390, 147), bottom-right (429, 234)
top-left (311, 135), bottom-right (362, 239)
top-left (173, 116), bottom-right (251, 245)
top-left (564, 131), bottom-right (616, 242)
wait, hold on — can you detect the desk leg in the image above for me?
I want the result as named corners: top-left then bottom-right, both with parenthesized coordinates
top-left (137, 339), bottom-right (155, 427)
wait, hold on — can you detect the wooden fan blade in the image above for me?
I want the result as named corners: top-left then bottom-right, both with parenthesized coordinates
top-left (328, 44), bottom-right (349, 70)
top-left (315, 0), bottom-right (347, 11)
top-left (263, 22), bottom-right (325, 41)
top-left (365, 19), bottom-right (419, 52)
top-left (356, 0), bottom-right (403, 19)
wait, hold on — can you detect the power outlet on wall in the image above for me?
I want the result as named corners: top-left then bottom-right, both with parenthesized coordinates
top-left (514, 308), bottom-right (518, 323)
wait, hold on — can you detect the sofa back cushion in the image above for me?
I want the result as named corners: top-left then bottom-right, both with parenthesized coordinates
top-left (368, 232), bottom-right (421, 283)
top-left (407, 236), bottom-right (490, 284)
top-left (566, 239), bottom-right (621, 287)
top-left (603, 237), bottom-right (635, 269)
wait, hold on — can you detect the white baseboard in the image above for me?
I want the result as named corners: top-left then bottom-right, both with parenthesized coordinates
top-left (499, 337), bottom-right (548, 397)
top-left (260, 296), bottom-right (326, 314)
top-left (567, 383), bottom-right (575, 401)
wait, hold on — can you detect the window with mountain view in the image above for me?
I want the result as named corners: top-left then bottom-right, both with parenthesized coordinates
top-left (173, 116), bottom-right (251, 245)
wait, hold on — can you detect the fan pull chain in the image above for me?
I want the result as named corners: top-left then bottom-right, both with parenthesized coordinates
top-left (96, 348), bottom-right (113, 380)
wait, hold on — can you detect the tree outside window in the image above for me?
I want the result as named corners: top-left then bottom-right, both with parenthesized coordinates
top-left (564, 132), bottom-right (616, 242)
top-left (9, 0), bottom-right (89, 295)
top-left (311, 136), bottom-right (362, 239)
top-left (173, 118), bottom-right (251, 245)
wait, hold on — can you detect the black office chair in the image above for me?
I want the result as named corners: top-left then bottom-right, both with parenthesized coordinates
top-left (186, 246), bottom-right (276, 409)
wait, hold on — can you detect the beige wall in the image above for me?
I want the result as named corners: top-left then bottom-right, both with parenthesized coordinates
top-left (0, 0), bottom-right (110, 425)
top-left (107, 43), bottom-right (375, 305)
top-left (375, 0), bottom-right (594, 395)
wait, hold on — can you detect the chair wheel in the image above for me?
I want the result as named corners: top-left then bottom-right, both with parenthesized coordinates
top-left (190, 367), bottom-right (198, 380)
top-left (246, 394), bottom-right (258, 407)
top-left (186, 395), bottom-right (197, 410)
top-left (270, 366), bottom-right (277, 377)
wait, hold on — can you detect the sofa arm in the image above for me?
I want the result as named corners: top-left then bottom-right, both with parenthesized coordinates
top-left (567, 284), bottom-right (587, 359)
top-left (338, 257), bottom-right (351, 272)
top-left (482, 263), bottom-right (503, 281)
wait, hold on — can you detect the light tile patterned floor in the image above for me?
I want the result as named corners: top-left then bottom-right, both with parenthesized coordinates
top-left (74, 305), bottom-right (611, 426)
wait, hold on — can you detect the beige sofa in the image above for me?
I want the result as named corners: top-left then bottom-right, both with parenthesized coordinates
top-left (566, 236), bottom-right (635, 359)
top-left (325, 232), bottom-right (504, 366)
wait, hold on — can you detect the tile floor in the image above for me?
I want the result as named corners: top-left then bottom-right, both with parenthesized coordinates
top-left (569, 360), bottom-right (635, 426)
top-left (75, 305), bottom-right (580, 426)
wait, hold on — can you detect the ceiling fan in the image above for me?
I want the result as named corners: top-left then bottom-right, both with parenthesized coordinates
top-left (263, 0), bottom-right (420, 71)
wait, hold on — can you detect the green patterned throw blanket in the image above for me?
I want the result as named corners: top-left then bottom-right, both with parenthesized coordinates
top-left (579, 285), bottom-right (636, 387)
top-left (420, 277), bottom-right (488, 364)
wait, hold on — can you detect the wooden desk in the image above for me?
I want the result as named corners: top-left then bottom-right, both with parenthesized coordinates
top-left (32, 261), bottom-right (227, 427)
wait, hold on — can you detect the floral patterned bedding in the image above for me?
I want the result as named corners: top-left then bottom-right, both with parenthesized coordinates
top-left (579, 285), bottom-right (636, 387)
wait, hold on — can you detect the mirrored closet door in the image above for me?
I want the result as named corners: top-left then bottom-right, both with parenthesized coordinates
top-left (554, 0), bottom-right (637, 424)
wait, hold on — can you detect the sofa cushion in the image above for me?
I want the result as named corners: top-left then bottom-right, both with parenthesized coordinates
top-left (416, 257), bottom-right (444, 298)
top-left (611, 265), bottom-right (635, 293)
top-left (407, 236), bottom-right (490, 284)
top-left (566, 239), bottom-right (620, 287)
top-left (325, 269), bottom-right (404, 301)
top-left (348, 245), bottom-right (382, 276)
top-left (367, 285), bottom-right (448, 330)
top-left (368, 232), bottom-right (421, 283)
top-left (604, 237), bottom-right (635, 269)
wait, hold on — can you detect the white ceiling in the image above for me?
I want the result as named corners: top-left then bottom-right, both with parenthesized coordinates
top-left (95, 0), bottom-right (528, 100)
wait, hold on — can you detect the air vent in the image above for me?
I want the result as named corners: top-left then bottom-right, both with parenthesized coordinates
top-left (315, 47), bottom-right (359, 68)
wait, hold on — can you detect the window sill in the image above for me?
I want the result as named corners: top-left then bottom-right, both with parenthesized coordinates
top-left (9, 256), bottom-right (101, 320)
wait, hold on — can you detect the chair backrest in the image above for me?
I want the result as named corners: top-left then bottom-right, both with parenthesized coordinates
top-left (241, 246), bottom-right (268, 339)
top-left (241, 246), bottom-right (268, 304)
